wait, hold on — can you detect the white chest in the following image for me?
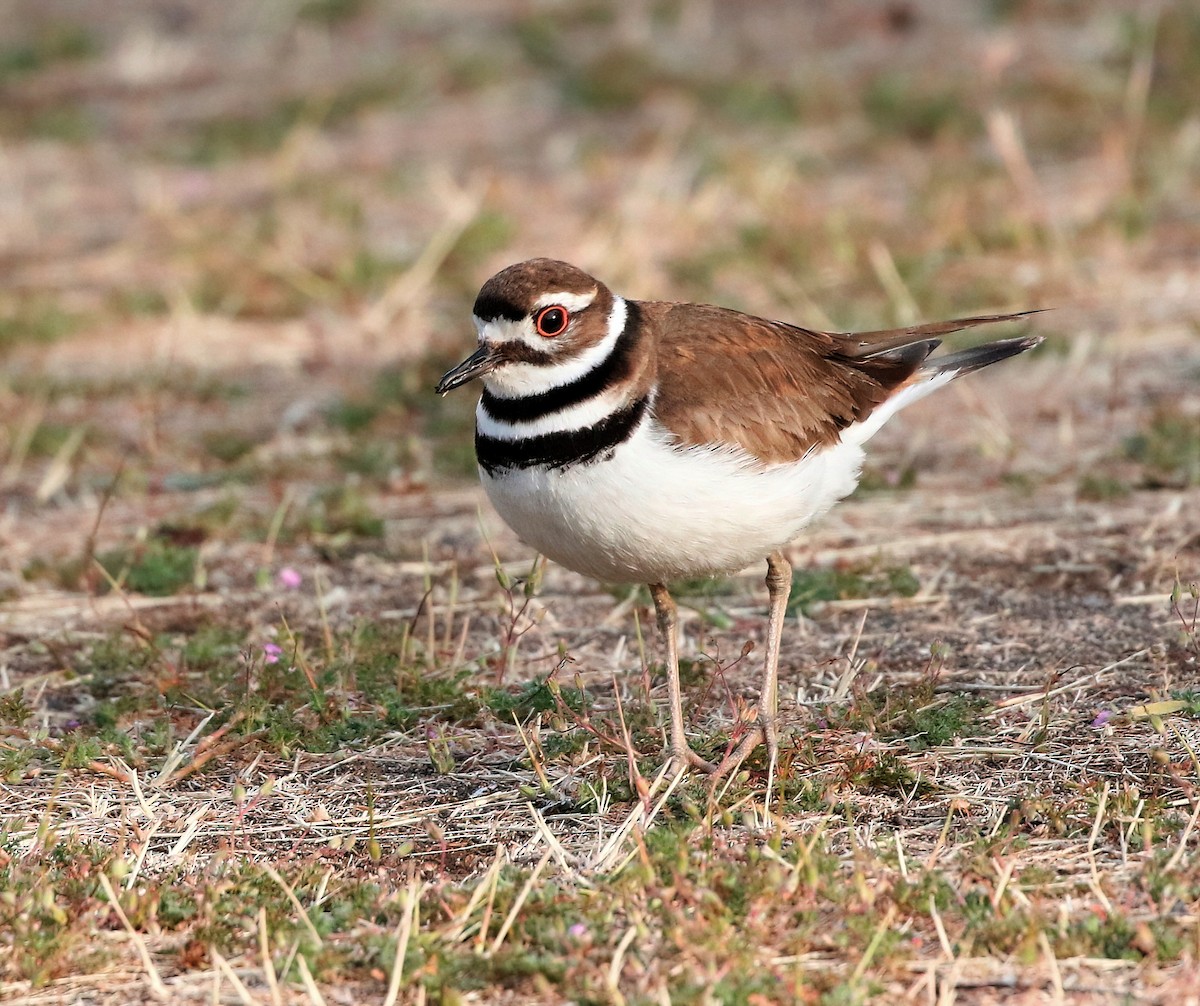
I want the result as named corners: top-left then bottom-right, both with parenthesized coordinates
top-left (479, 418), bottom-right (866, 584)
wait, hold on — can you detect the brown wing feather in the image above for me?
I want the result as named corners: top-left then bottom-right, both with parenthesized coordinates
top-left (835, 310), bottom-right (1044, 357)
top-left (649, 303), bottom-right (1035, 464)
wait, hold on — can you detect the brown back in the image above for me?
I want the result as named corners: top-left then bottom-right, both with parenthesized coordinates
top-left (649, 303), bottom-right (1031, 464)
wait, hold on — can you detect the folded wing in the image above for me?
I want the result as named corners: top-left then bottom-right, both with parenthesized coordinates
top-left (650, 305), bottom-right (1040, 464)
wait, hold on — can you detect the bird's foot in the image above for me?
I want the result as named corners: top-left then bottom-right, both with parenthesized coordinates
top-left (708, 707), bottom-right (779, 783)
top-left (664, 746), bottom-right (717, 779)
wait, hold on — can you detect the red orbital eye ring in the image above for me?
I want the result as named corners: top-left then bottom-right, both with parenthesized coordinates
top-left (535, 306), bottom-right (569, 337)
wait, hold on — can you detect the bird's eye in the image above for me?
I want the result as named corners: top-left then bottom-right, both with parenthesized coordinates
top-left (534, 306), bottom-right (569, 337)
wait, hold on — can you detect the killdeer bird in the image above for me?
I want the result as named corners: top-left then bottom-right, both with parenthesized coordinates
top-left (437, 258), bottom-right (1040, 779)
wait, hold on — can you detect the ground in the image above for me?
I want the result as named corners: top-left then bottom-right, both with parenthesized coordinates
top-left (2, 1), bottom-right (1200, 1003)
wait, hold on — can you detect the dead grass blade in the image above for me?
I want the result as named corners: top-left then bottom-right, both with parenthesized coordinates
top-left (490, 847), bottom-right (553, 955)
top-left (383, 876), bottom-right (421, 1006)
top-left (97, 872), bottom-right (169, 1001)
top-left (211, 949), bottom-right (257, 1006)
top-left (295, 954), bottom-right (328, 1006)
top-left (258, 907), bottom-right (283, 1006)
top-left (260, 862), bottom-right (324, 949)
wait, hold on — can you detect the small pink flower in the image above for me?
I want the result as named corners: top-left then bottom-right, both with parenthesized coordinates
top-left (278, 567), bottom-right (302, 590)
top-left (1091, 710), bottom-right (1112, 729)
top-left (568, 922), bottom-right (588, 939)
top-left (263, 643), bottom-right (284, 665)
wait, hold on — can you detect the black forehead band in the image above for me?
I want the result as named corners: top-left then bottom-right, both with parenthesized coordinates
top-left (473, 293), bottom-right (525, 323)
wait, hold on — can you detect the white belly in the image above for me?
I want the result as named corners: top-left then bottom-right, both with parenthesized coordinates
top-left (480, 419), bottom-right (865, 584)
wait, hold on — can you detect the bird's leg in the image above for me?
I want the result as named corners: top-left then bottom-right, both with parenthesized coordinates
top-left (759, 550), bottom-right (793, 771)
top-left (711, 551), bottom-right (793, 783)
top-left (650, 583), bottom-right (715, 776)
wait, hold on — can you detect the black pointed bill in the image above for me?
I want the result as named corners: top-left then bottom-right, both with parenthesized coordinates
top-left (435, 344), bottom-right (502, 395)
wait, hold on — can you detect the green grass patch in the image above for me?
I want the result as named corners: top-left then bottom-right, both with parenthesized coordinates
top-left (863, 72), bottom-right (979, 142)
top-left (63, 618), bottom-right (486, 764)
top-left (332, 247), bottom-right (408, 298)
top-left (822, 679), bottom-right (988, 752)
top-left (0, 24), bottom-right (96, 82)
top-left (372, 356), bottom-right (478, 480)
top-left (787, 560), bottom-right (920, 616)
top-left (0, 298), bottom-right (81, 353)
top-left (1077, 472), bottom-right (1131, 501)
top-left (26, 106), bottom-right (95, 143)
top-left (297, 0), bottom-right (372, 25)
top-left (173, 73), bottom-right (413, 164)
top-left (300, 483), bottom-right (385, 543)
top-left (485, 678), bottom-right (574, 720)
top-left (0, 692), bottom-right (33, 727)
top-left (696, 77), bottom-right (805, 126)
top-left (562, 47), bottom-right (662, 111)
top-left (901, 693), bottom-right (983, 748)
top-left (96, 539), bottom-right (199, 596)
top-left (202, 429), bottom-right (259, 465)
top-left (326, 397), bottom-right (381, 434)
top-left (853, 751), bottom-right (934, 797)
top-left (108, 287), bottom-right (172, 318)
top-left (19, 421), bottom-right (84, 459)
top-left (0, 835), bottom-right (113, 985)
top-left (1125, 406), bottom-right (1200, 487)
top-left (856, 463), bottom-right (918, 494)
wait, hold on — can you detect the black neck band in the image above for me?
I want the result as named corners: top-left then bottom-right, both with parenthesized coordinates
top-left (476, 394), bottom-right (648, 475)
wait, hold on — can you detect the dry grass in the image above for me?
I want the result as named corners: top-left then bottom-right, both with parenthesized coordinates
top-left (3, 1), bottom-right (1200, 1003)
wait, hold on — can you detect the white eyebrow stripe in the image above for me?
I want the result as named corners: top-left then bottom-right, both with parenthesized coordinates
top-left (533, 289), bottom-right (598, 313)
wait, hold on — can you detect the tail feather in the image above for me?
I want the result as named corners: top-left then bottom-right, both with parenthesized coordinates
top-left (924, 334), bottom-right (1044, 377)
top-left (833, 310), bottom-right (1044, 392)
top-left (837, 309), bottom-right (1046, 358)
top-left (845, 329), bottom-right (1043, 447)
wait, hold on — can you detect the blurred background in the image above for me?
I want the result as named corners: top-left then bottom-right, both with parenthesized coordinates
top-left (1, 0), bottom-right (1198, 586)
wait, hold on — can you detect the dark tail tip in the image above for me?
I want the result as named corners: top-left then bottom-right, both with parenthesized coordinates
top-left (926, 334), bottom-right (1044, 376)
